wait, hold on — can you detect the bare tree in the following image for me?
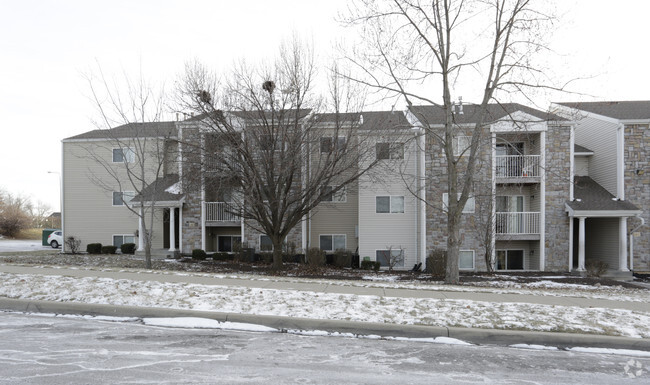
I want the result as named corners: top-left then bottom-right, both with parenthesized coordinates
top-left (176, 38), bottom-right (393, 269)
top-left (346, 0), bottom-right (555, 284)
top-left (0, 190), bottom-right (32, 238)
top-left (82, 66), bottom-right (174, 268)
top-left (30, 200), bottom-right (52, 228)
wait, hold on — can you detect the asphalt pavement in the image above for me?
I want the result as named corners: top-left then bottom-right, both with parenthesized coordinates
top-left (1, 263), bottom-right (649, 351)
top-left (0, 239), bottom-right (52, 253)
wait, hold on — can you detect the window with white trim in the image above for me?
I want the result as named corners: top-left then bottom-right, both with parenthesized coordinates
top-left (452, 136), bottom-right (471, 156)
top-left (113, 235), bottom-right (135, 248)
top-left (459, 250), bottom-right (475, 270)
top-left (319, 234), bottom-right (346, 252)
top-left (442, 193), bottom-right (475, 213)
top-left (112, 148), bottom-right (135, 163)
top-left (113, 191), bottom-right (135, 206)
top-left (376, 142), bottom-right (404, 160)
top-left (320, 136), bottom-right (346, 153)
top-left (376, 249), bottom-right (404, 267)
top-left (321, 185), bottom-right (346, 203)
top-left (376, 196), bottom-right (404, 213)
top-left (259, 235), bottom-right (273, 251)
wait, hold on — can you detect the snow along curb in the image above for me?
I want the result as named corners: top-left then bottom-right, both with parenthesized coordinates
top-left (1, 297), bottom-right (649, 351)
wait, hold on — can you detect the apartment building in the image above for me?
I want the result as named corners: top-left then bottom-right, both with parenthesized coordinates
top-left (62, 102), bottom-right (644, 273)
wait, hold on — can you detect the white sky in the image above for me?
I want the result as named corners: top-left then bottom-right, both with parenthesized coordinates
top-left (1, 0), bottom-right (649, 213)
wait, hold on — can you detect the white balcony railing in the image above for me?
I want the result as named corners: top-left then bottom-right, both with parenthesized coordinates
top-left (495, 212), bottom-right (540, 235)
top-left (495, 155), bottom-right (540, 178)
top-left (205, 202), bottom-right (239, 222)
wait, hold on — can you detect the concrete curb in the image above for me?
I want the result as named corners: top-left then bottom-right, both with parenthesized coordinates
top-left (2, 297), bottom-right (649, 351)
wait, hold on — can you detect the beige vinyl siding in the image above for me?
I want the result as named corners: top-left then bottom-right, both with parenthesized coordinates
top-left (310, 180), bottom-right (359, 252)
top-left (574, 116), bottom-right (618, 195)
top-left (585, 217), bottom-right (619, 268)
top-left (574, 156), bottom-right (590, 176)
top-left (358, 135), bottom-right (418, 269)
top-left (62, 139), bottom-right (165, 250)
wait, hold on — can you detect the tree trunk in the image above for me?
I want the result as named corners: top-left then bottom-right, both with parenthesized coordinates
top-left (272, 237), bottom-right (283, 270)
top-left (445, 213), bottom-right (461, 284)
top-left (145, 242), bottom-right (152, 269)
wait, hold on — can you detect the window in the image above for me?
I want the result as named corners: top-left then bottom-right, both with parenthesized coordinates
top-left (260, 235), bottom-right (273, 251)
top-left (321, 185), bottom-right (346, 202)
top-left (112, 148), bottom-right (135, 163)
top-left (112, 191), bottom-right (135, 206)
top-left (319, 235), bottom-right (346, 252)
top-left (452, 136), bottom-right (471, 156)
top-left (113, 235), bottom-right (135, 248)
top-left (497, 250), bottom-right (524, 270)
top-left (376, 249), bottom-right (404, 267)
top-left (376, 142), bottom-right (404, 160)
top-left (459, 250), bottom-right (475, 270)
top-left (320, 136), bottom-right (346, 153)
top-left (442, 193), bottom-right (475, 213)
top-left (218, 236), bottom-right (242, 252)
top-left (376, 196), bottom-right (404, 213)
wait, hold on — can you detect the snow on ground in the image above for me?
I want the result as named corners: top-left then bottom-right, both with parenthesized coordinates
top-left (1, 271), bottom-right (650, 338)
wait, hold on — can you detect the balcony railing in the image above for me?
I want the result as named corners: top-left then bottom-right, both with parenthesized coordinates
top-left (495, 155), bottom-right (540, 178)
top-left (205, 202), bottom-right (240, 222)
top-left (496, 212), bottom-right (540, 234)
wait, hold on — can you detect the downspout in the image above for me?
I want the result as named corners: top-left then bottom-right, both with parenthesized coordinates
top-left (629, 215), bottom-right (645, 271)
top-left (617, 123), bottom-right (625, 200)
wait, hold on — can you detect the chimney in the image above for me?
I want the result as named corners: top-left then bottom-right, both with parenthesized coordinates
top-left (458, 96), bottom-right (464, 115)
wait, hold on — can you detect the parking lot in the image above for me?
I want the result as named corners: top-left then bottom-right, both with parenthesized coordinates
top-left (0, 239), bottom-right (52, 253)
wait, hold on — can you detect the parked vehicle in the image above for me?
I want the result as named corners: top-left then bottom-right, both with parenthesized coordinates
top-left (48, 230), bottom-right (63, 248)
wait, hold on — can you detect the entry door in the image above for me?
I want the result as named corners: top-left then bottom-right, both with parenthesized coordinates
top-left (496, 142), bottom-right (524, 177)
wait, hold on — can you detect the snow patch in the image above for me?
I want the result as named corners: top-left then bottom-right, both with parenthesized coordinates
top-left (510, 344), bottom-right (559, 351)
top-left (568, 347), bottom-right (650, 357)
top-left (142, 317), bottom-right (278, 333)
top-left (165, 182), bottom-right (181, 194)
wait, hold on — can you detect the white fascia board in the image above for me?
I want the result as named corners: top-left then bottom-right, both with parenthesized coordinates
top-left (565, 204), bottom-right (642, 218)
top-left (619, 119), bottom-right (650, 124)
top-left (574, 151), bottom-right (594, 156)
top-left (490, 110), bottom-right (548, 133)
top-left (62, 136), bottom-right (176, 143)
top-left (131, 198), bottom-right (185, 208)
top-left (553, 104), bottom-right (622, 125)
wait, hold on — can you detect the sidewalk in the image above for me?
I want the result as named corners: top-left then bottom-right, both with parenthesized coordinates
top-left (1, 263), bottom-right (650, 351)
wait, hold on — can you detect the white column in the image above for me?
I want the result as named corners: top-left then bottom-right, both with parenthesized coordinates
top-left (169, 208), bottom-right (176, 252)
top-left (201, 201), bottom-right (206, 251)
top-left (577, 216), bottom-right (586, 271)
top-left (568, 217), bottom-right (574, 272)
top-left (619, 216), bottom-right (628, 271)
top-left (137, 207), bottom-right (144, 251)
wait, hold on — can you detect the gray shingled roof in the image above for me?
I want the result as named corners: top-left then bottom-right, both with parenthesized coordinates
top-left (315, 110), bottom-right (411, 130)
top-left (557, 101), bottom-right (650, 120)
top-left (566, 176), bottom-right (639, 211)
top-left (409, 103), bottom-right (565, 126)
top-left (65, 122), bottom-right (177, 141)
top-left (574, 144), bottom-right (593, 153)
top-left (133, 174), bottom-right (183, 203)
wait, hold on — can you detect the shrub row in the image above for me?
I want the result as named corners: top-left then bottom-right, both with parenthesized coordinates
top-left (86, 242), bottom-right (136, 255)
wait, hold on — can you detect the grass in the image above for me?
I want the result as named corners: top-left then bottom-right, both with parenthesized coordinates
top-left (14, 228), bottom-right (43, 240)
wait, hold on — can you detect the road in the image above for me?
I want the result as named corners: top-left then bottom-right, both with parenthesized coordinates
top-left (0, 312), bottom-right (647, 384)
top-left (0, 239), bottom-right (50, 253)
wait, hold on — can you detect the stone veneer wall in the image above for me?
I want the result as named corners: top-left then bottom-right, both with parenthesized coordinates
top-left (425, 128), bottom-right (492, 271)
top-left (181, 188), bottom-right (203, 253)
top-left (543, 125), bottom-right (572, 271)
top-left (243, 221), bottom-right (303, 253)
top-left (624, 124), bottom-right (650, 271)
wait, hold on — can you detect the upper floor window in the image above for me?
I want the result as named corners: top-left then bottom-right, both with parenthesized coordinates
top-left (320, 136), bottom-right (346, 153)
top-left (321, 185), bottom-right (346, 203)
top-left (452, 136), bottom-right (471, 156)
top-left (376, 142), bottom-right (404, 160)
top-left (113, 191), bottom-right (135, 206)
top-left (442, 193), bottom-right (475, 213)
top-left (376, 195), bottom-right (404, 213)
top-left (113, 148), bottom-right (135, 163)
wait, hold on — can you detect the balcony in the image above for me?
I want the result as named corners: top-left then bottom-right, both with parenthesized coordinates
top-left (205, 202), bottom-right (240, 224)
top-left (496, 212), bottom-right (540, 240)
top-left (495, 155), bottom-right (540, 182)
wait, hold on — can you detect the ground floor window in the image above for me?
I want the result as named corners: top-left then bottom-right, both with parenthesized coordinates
top-left (260, 235), bottom-right (273, 251)
top-left (497, 249), bottom-right (524, 270)
top-left (459, 250), bottom-right (475, 270)
top-left (113, 235), bottom-right (135, 248)
top-left (319, 234), bottom-right (346, 251)
top-left (218, 236), bottom-right (241, 252)
top-left (376, 249), bottom-right (404, 267)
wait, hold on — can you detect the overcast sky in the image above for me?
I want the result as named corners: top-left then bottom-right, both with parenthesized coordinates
top-left (1, 0), bottom-right (649, 214)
